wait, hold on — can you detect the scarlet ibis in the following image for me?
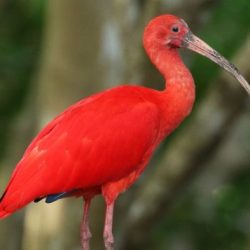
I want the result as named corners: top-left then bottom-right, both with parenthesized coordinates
top-left (0, 14), bottom-right (249, 250)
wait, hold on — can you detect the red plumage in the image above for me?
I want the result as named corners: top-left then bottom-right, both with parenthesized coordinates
top-left (0, 16), bottom-right (196, 225)
top-left (0, 85), bottom-right (175, 216)
top-left (1, 14), bottom-right (247, 249)
top-left (0, 76), bottom-right (194, 217)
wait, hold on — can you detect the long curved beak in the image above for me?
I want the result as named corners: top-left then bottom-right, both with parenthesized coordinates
top-left (182, 32), bottom-right (250, 95)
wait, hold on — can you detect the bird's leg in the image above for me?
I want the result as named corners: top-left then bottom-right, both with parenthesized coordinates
top-left (103, 200), bottom-right (115, 250)
top-left (81, 198), bottom-right (92, 250)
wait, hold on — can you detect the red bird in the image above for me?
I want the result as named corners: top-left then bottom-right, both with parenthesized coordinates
top-left (0, 15), bottom-right (249, 250)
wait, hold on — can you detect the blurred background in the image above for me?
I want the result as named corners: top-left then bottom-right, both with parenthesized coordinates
top-left (0, 0), bottom-right (250, 249)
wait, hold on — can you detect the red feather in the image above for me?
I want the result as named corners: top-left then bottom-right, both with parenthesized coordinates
top-left (0, 15), bottom-right (197, 222)
top-left (0, 86), bottom-right (165, 216)
top-left (0, 14), bottom-right (246, 249)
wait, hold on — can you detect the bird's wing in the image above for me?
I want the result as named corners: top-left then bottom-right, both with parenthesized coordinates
top-left (0, 86), bottom-right (161, 216)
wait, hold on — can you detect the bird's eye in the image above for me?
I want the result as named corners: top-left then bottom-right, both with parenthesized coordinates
top-left (171, 25), bottom-right (179, 33)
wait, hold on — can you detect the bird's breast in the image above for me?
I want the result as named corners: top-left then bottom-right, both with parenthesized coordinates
top-left (157, 81), bottom-right (195, 138)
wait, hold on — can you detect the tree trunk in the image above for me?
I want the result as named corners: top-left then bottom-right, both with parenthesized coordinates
top-left (22, 1), bottom-right (109, 249)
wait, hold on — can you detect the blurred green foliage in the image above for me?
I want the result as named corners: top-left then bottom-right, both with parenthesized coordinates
top-left (154, 168), bottom-right (250, 250)
top-left (0, 0), bottom-right (249, 249)
top-left (191, 0), bottom-right (250, 98)
top-left (0, 1), bottom-right (45, 158)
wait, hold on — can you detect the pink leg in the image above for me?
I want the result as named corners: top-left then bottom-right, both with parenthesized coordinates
top-left (103, 201), bottom-right (115, 250)
top-left (81, 198), bottom-right (92, 250)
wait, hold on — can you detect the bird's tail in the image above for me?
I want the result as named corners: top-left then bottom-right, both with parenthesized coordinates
top-left (0, 203), bottom-right (10, 219)
top-left (0, 191), bottom-right (11, 219)
top-left (0, 208), bottom-right (10, 219)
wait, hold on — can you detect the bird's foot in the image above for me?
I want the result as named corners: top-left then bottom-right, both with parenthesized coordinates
top-left (81, 235), bottom-right (91, 250)
top-left (81, 228), bottom-right (92, 250)
top-left (104, 231), bottom-right (114, 250)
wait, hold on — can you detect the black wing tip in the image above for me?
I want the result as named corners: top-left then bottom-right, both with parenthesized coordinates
top-left (0, 191), bottom-right (7, 203)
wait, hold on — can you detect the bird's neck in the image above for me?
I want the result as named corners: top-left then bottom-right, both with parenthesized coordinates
top-left (148, 46), bottom-right (193, 87)
top-left (148, 47), bottom-right (196, 136)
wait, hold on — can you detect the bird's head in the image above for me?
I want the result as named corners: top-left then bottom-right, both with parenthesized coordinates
top-left (143, 14), bottom-right (250, 95)
top-left (143, 14), bottom-right (189, 49)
